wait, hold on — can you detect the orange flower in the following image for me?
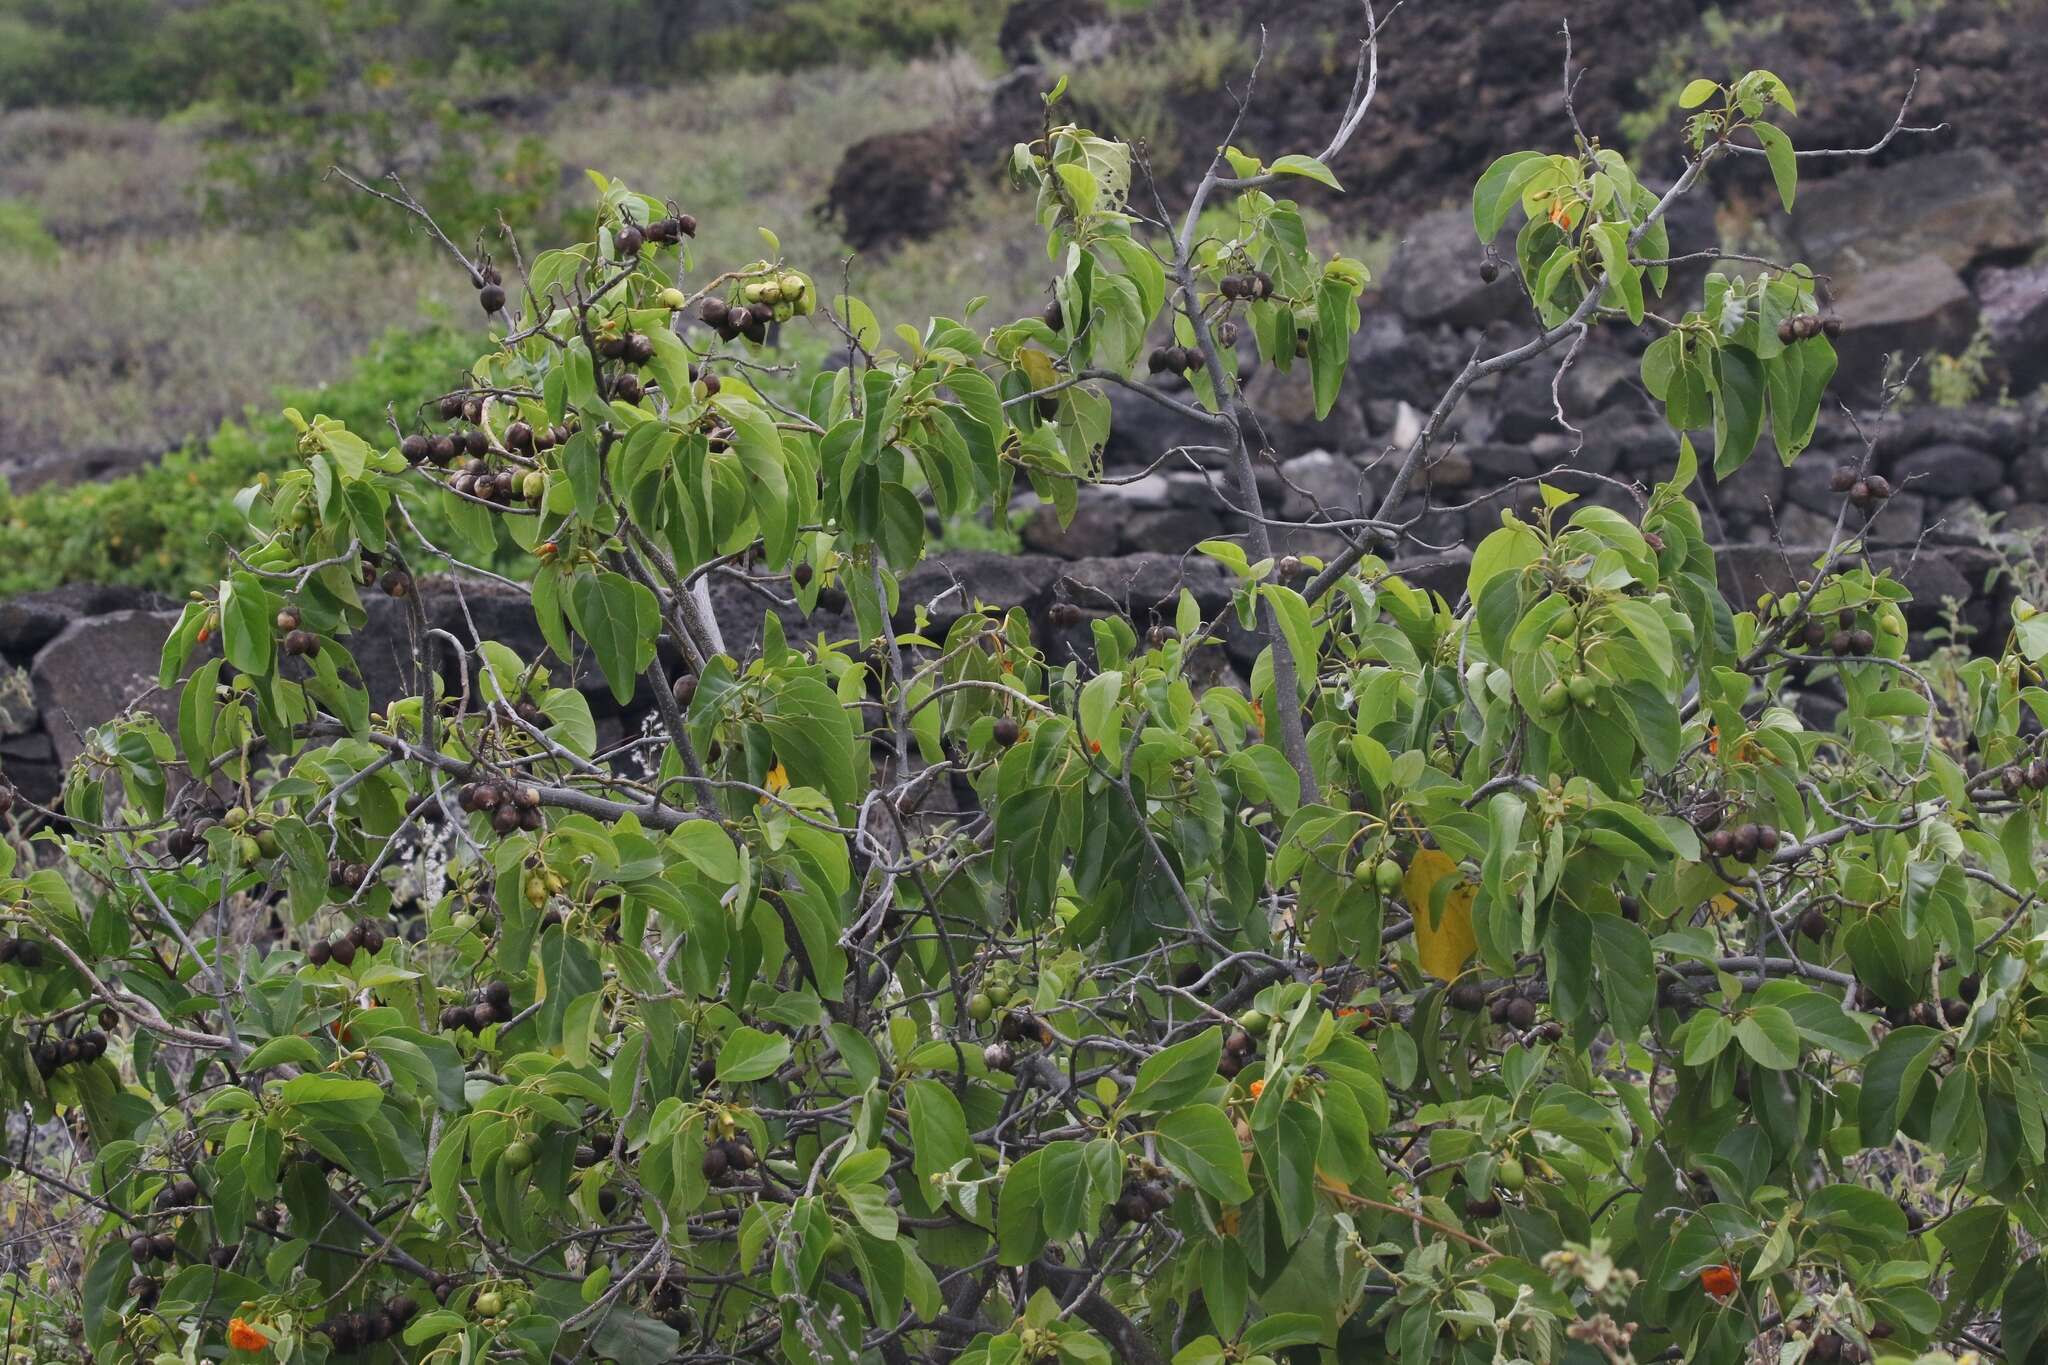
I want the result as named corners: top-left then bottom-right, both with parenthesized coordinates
top-left (1699, 1264), bottom-right (1738, 1299)
top-left (1248, 1079), bottom-right (1265, 1098)
top-left (228, 1317), bottom-right (271, 1351)
top-left (1088, 739), bottom-right (1102, 754)
top-left (1707, 725), bottom-right (1720, 756)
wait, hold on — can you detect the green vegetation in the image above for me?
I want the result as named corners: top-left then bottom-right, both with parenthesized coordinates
top-left (0, 31), bottom-right (2028, 1363)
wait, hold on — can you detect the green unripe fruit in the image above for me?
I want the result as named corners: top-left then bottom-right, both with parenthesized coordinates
top-left (1374, 858), bottom-right (1403, 896)
top-left (984, 983), bottom-right (1013, 1007)
top-left (779, 273), bottom-right (806, 300)
top-left (1568, 673), bottom-right (1596, 706)
top-left (1539, 682), bottom-right (1569, 716)
top-left (1497, 1156), bottom-right (1527, 1192)
top-left (474, 1290), bottom-right (503, 1317)
top-left (967, 993), bottom-right (993, 1023)
top-left (658, 287), bottom-right (687, 311)
top-left (237, 835), bottom-right (263, 864)
top-left (224, 806), bottom-right (249, 829)
top-left (502, 1139), bottom-right (533, 1172)
top-left (522, 471), bottom-right (547, 503)
top-left (254, 829), bottom-right (281, 858)
top-left (1237, 1009), bottom-right (1269, 1037)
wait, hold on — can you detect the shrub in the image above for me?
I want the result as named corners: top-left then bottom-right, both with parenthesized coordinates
top-left (0, 25), bottom-right (2019, 1365)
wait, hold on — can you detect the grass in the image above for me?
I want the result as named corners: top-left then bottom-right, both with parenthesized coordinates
top-left (0, 228), bottom-right (467, 483)
top-left (0, 48), bottom-right (1071, 596)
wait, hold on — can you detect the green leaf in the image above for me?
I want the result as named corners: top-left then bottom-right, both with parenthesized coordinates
top-left (1858, 1026), bottom-right (1945, 1146)
top-left (1269, 154), bottom-right (1341, 191)
top-left (1156, 1104), bottom-right (1253, 1204)
top-left (219, 573), bottom-right (275, 678)
top-left (717, 1027), bottom-right (792, 1083)
top-left (713, 395), bottom-right (794, 565)
top-left (1129, 1029), bottom-right (1223, 1113)
top-left (1711, 345), bottom-right (1766, 478)
top-left (1752, 121), bottom-right (1797, 211)
top-left (566, 571), bottom-right (660, 705)
top-left (1079, 671), bottom-right (1124, 768)
top-left (905, 1079), bottom-right (972, 1184)
top-left (1679, 78), bottom-right (1720, 108)
top-left (278, 1075), bottom-right (383, 1126)
top-left (1472, 151), bottom-right (1542, 243)
top-left (1734, 1005), bottom-right (1800, 1070)
top-left (243, 1036), bottom-right (321, 1071)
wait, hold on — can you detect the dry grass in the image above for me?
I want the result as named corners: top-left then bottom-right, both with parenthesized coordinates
top-left (0, 231), bottom-right (467, 481)
top-left (0, 51), bottom-right (1063, 483)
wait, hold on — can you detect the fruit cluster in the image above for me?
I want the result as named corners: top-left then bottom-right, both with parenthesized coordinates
top-left (1216, 1023), bottom-right (1260, 1079)
top-left (1806, 1329), bottom-right (1873, 1363)
top-left (1463, 1156), bottom-right (1527, 1217)
top-left (440, 980), bottom-right (514, 1033)
top-left (316, 1294), bottom-right (420, 1355)
top-left (965, 959), bottom-right (1034, 1025)
top-left (30, 1028), bottom-right (105, 1076)
top-left (0, 936), bottom-right (47, 969)
top-left (1113, 1174), bottom-right (1176, 1224)
top-left (458, 778), bottom-right (544, 835)
top-left (127, 1230), bottom-right (177, 1265)
top-left (1776, 312), bottom-right (1842, 344)
top-left (1217, 271), bottom-right (1275, 301)
top-left (699, 1129), bottom-right (759, 1182)
top-left (1996, 755), bottom-right (2048, 798)
top-left (617, 210), bottom-right (698, 258)
top-left (1886, 997), bottom-right (1970, 1028)
top-left (648, 1282), bottom-right (693, 1336)
top-left (307, 919), bottom-right (386, 968)
top-left (1146, 345), bottom-right (1202, 376)
top-left (329, 857), bottom-right (374, 891)
top-left (474, 262), bottom-right (507, 317)
top-left (700, 272), bottom-right (810, 344)
top-left (1826, 464), bottom-right (1894, 511)
top-left (1537, 672), bottom-right (1599, 716)
top-left (1702, 819), bottom-right (1782, 864)
top-left (521, 864), bottom-right (567, 909)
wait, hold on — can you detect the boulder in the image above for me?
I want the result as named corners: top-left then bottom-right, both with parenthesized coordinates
top-left (1019, 491), bottom-right (1123, 559)
top-left (1124, 506), bottom-right (1227, 555)
top-left (1382, 207), bottom-right (1521, 328)
top-left (997, 0), bottom-right (1110, 66)
top-left (1276, 449), bottom-right (1370, 520)
top-left (1827, 255), bottom-right (1979, 398)
top-left (0, 583), bottom-right (176, 665)
top-left (29, 608), bottom-right (184, 772)
top-left (1977, 262), bottom-right (2048, 394)
top-left (1789, 148), bottom-right (2039, 282)
top-left (1891, 444), bottom-right (2004, 497)
top-left (822, 123), bottom-right (975, 254)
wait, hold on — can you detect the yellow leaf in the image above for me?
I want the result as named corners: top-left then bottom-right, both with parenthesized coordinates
top-left (1015, 348), bottom-right (1059, 391)
top-left (1404, 848), bottom-right (1477, 982)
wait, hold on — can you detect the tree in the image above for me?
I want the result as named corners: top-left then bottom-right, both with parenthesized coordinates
top-left (0, 9), bottom-right (2018, 1364)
